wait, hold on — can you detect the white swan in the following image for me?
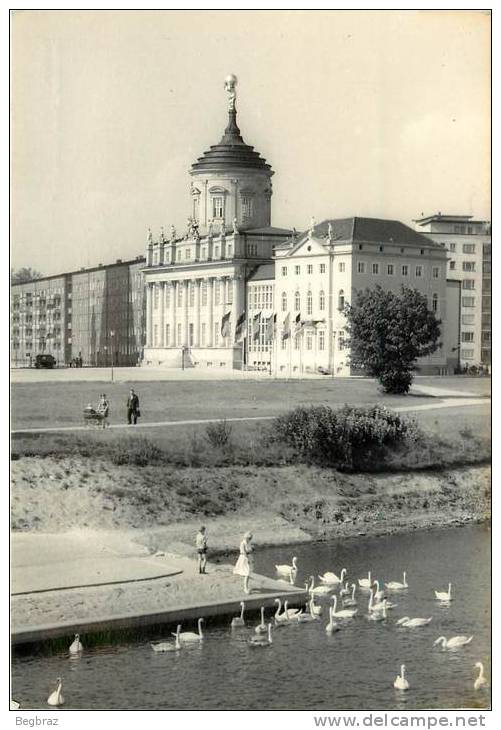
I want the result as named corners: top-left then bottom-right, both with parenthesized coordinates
top-left (255, 606), bottom-right (267, 634)
top-left (309, 575), bottom-right (335, 596)
top-left (372, 580), bottom-right (384, 602)
top-left (69, 633), bottom-right (83, 654)
top-left (332, 594), bottom-right (357, 618)
top-left (339, 581), bottom-right (350, 597)
top-left (151, 625), bottom-right (182, 652)
top-left (310, 597), bottom-right (323, 616)
top-left (273, 598), bottom-right (288, 624)
top-left (368, 599), bottom-right (387, 621)
top-left (434, 635), bottom-right (473, 649)
top-left (248, 623), bottom-right (273, 646)
top-left (284, 600), bottom-right (303, 620)
top-left (343, 584), bottom-right (357, 607)
top-left (368, 591), bottom-right (396, 613)
top-left (474, 662), bottom-right (487, 691)
top-left (277, 571), bottom-right (297, 586)
top-left (325, 605), bottom-right (340, 634)
top-left (319, 568), bottom-right (347, 585)
top-left (434, 583), bottom-right (453, 601)
top-left (297, 598), bottom-right (320, 623)
top-left (358, 571), bottom-right (372, 589)
top-left (396, 616), bottom-right (432, 628)
top-left (394, 664), bottom-right (410, 691)
top-left (275, 556), bottom-right (298, 578)
top-left (47, 678), bottom-right (64, 707)
top-left (385, 571), bottom-right (408, 591)
top-left (176, 618), bottom-right (204, 643)
top-left (231, 601), bottom-right (246, 627)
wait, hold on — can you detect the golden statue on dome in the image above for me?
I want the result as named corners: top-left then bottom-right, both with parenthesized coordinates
top-left (224, 74), bottom-right (238, 111)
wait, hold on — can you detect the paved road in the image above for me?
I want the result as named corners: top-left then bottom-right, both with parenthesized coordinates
top-left (11, 396), bottom-right (488, 434)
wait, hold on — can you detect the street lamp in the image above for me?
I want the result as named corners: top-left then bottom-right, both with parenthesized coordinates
top-left (110, 330), bottom-right (115, 382)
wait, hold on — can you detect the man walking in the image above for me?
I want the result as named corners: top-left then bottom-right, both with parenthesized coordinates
top-left (126, 388), bottom-right (140, 425)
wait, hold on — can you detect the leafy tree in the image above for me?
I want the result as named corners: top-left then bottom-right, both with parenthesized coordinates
top-left (344, 285), bottom-right (442, 394)
top-left (11, 267), bottom-right (43, 284)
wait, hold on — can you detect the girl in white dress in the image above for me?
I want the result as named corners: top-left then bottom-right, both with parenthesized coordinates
top-left (233, 532), bottom-right (254, 594)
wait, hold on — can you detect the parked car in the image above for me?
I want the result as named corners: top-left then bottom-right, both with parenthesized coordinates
top-left (35, 354), bottom-right (56, 369)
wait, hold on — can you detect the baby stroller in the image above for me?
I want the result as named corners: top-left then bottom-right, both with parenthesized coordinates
top-left (83, 401), bottom-right (109, 429)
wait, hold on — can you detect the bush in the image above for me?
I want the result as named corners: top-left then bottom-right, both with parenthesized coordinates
top-left (273, 404), bottom-right (418, 471)
top-left (110, 436), bottom-right (163, 467)
top-left (378, 369), bottom-right (413, 394)
top-left (205, 419), bottom-right (232, 448)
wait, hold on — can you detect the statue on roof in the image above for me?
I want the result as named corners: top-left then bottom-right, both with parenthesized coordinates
top-left (308, 217), bottom-right (315, 239)
top-left (147, 227), bottom-right (153, 245)
top-left (170, 224), bottom-right (176, 241)
top-left (224, 74), bottom-right (238, 111)
top-left (233, 217), bottom-right (239, 235)
top-left (207, 220), bottom-right (213, 237)
top-left (159, 226), bottom-right (166, 243)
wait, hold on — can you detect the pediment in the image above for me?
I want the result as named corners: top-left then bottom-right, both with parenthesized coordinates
top-left (289, 236), bottom-right (328, 257)
top-left (208, 186), bottom-right (228, 195)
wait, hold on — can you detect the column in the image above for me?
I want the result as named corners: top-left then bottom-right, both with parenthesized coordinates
top-left (232, 275), bottom-right (241, 346)
top-left (146, 283), bottom-right (153, 347)
top-left (194, 279), bottom-right (201, 347)
top-left (222, 276), bottom-right (228, 347)
top-left (159, 282), bottom-right (165, 347)
top-left (171, 281), bottom-right (177, 347)
top-left (183, 280), bottom-right (189, 346)
top-left (207, 277), bottom-right (214, 347)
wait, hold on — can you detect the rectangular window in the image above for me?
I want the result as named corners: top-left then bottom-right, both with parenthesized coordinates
top-left (320, 263), bottom-right (327, 273)
top-left (449, 243), bottom-right (456, 252)
top-left (461, 332), bottom-right (474, 342)
top-left (462, 280), bottom-right (475, 290)
top-left (462, 297), bottom-right (475, 308)
top-left (201, 323), bottom-right (206, 346)
top-left (357, 262), bottom-right (365, 274)
top-left (306, 333), bottom-right (313, 350)
top-left (214, 281), bottom-right (220, 305)
top-left (201, 281), bottom-right (207, 306)
top-left (415, 265), bottom-right (423, 277)
top-left (449, 261), bottom-right (456, 270)
top-left (214, 246), bottom-right (219, 258)
top-left (281, 266), bottom-right (287, 276)
top-left (212, 197), bottom-right (224, 218)
top-left (461, 348), bottom-right (474, 359)
top-left (462, 314), bottom-right (475, 325)
top-left (201, 247), bottom-right (207, 260)
top-left (319, 330), bottom-right (325, 351)
top-left (432, 267), bottom-right (440, 278)
top-left (177, 323), bottom-right (182, 345)
top-left (154, 286), bottom-right (159, 309)
top-left (177, 285), bottom-right (183, 307)
top-left (189, 283), bottom-right (195, 307)
top-left (214, 323), bottom-right (219, 346)
top-left (227, 244), bottom-right (232, 258)
top-left (241, 196), bottom-right (253, 219)
top-left (294, 334), bottom-right (300, 351)
top-left (372, 263), bottom-right (379, 275)
top-left (462, 261), bottom-right (476, 272)
top-left (387, 264), bottom-right (394, 275)
top-left (402, 265), bottom-right (408, 276)
top-left (307, 264), bottom-right (313, 275)
top-left (463, 243), bottom-right (476, 254)
top-left (185, 249), bottom-right (191, 260)
top-left (295, 265), bottom-right (300, 275)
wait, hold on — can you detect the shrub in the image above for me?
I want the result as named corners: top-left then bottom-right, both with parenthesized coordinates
top-left (205, 419), bottom-right (232, 448)
top-left (273, 404), bottom-right (418, 471)
top-left (110, 436), bottom-right (163, 467)
top-left (378, 369), bottom-right (413, 394)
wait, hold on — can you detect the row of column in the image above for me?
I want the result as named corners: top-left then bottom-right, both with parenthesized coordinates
top-left (146, 275), bottom-right (242, 349)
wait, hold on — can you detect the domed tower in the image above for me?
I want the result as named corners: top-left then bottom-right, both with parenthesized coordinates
top-left (189, 74), bottom-right (274, 233)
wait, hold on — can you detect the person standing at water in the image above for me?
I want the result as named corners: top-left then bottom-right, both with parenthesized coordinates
top-left (196, 526), bottom-right (208, 574)
top-left (233, 531), bottom-right (254, 594)
top-left (97, 393), bottom-right (109, 429)
top-left (127, 388), bottom-right (140, 425)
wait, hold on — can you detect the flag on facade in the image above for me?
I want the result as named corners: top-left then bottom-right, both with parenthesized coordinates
top-left (266, 313), bottom-right (277, 342)
top-left (235, 311), bottom-right (246, 342)
top-left (221, 310), bottom-right (231, 338)
top-left (282, 313), bottom-right (291, 341)
top-left (294, 312), bottom-right (303, 334)
top-left (251, 311), bottom-right (261, 342)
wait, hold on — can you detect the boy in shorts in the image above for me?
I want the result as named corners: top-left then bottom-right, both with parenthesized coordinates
top-left (196, 526), bottom-right (208, 574)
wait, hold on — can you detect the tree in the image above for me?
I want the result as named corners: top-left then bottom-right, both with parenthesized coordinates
top-left (344, 285), bottom-right (442, 394)
top-left (11, 267), bottom-right (43, 284)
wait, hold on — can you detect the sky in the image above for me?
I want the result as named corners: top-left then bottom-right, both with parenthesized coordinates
top-left (11, 9), bottom-right (491, 277)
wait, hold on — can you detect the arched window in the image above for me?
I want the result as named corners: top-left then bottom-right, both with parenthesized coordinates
top-left (294, 291), bottom-right (301, 312)
top-left (432, 293), bottom-right (438, 313)
top-left (319, 290), bottom-right (325, 311)
top-left (338, 289), bottom-right (345, 311)
top-left (281, 292), bottom-right (288, 312)
top-left (307, 290), bottom-right (313, 316)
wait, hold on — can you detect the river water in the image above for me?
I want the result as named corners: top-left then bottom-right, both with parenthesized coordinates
top-left (12, 525), bottom-right (490, 710)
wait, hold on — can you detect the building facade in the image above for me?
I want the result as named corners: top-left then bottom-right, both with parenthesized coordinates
top-left (413, 214), bottom-right (491, 367)
top-left (11, 257), bottom-right (146, 367)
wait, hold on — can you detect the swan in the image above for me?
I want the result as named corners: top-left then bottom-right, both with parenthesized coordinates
top-left (273, 598), bottom-right (289, 624)
top-left (278, 571), bottom-right (297, 585)
top-left (11, 699), bottom-right (20, 709)
top-left (275, 556), bottom-right (298, 578)
top-left (372, 580), bottom-right (384, 602)
top-left (318, 568), bottom-right (347, 585)
top-left (297, 598), bottom-right (320, 623)
top-left (69, 633), bottom-right (83, 654)
top-left (332, 594), bottom-right (357, 619)
top-left (309, 575), bottom-right (335, 596)
top-left (284, 600), bottom-right (303, 620)
top-left (474, 662), bottom-right (487, 691)
top-left (358, 571), bottom-right (372, 589)
top-left (255, 606), bottom-right (267, 634)
top-left (368, 591), bottom-right (397, 613)
top-left (343, 583), bottom-right (357, 606)
top-left (385, 571), bottom-right (408, 591)
top-left (176, 618), bottom-right (204, 643)
top-left (434, 583), bottom-right (453, 601)
top-left (368, 599), bottom-right (387, 621)
top-left (325, 606), bottom-right (340, 634)
top-left (396, 616), bottom-right (432, 628)
top-left (394, 664), bottom-right (410, 691)
top-left (248, 623), bottom-right (273, 647)
top-left (310, 597), bottom-right (323, 616)
top-left (434, 635), bottom-right (473, 650)
top-left (231, 601), bottom-right (246, 628)
top-left (151, 625), bottom-right (182, 652)
top-left (339, 581), bottom-right (350, 597)
top-left (47, 677), bottom-right (64, 707)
